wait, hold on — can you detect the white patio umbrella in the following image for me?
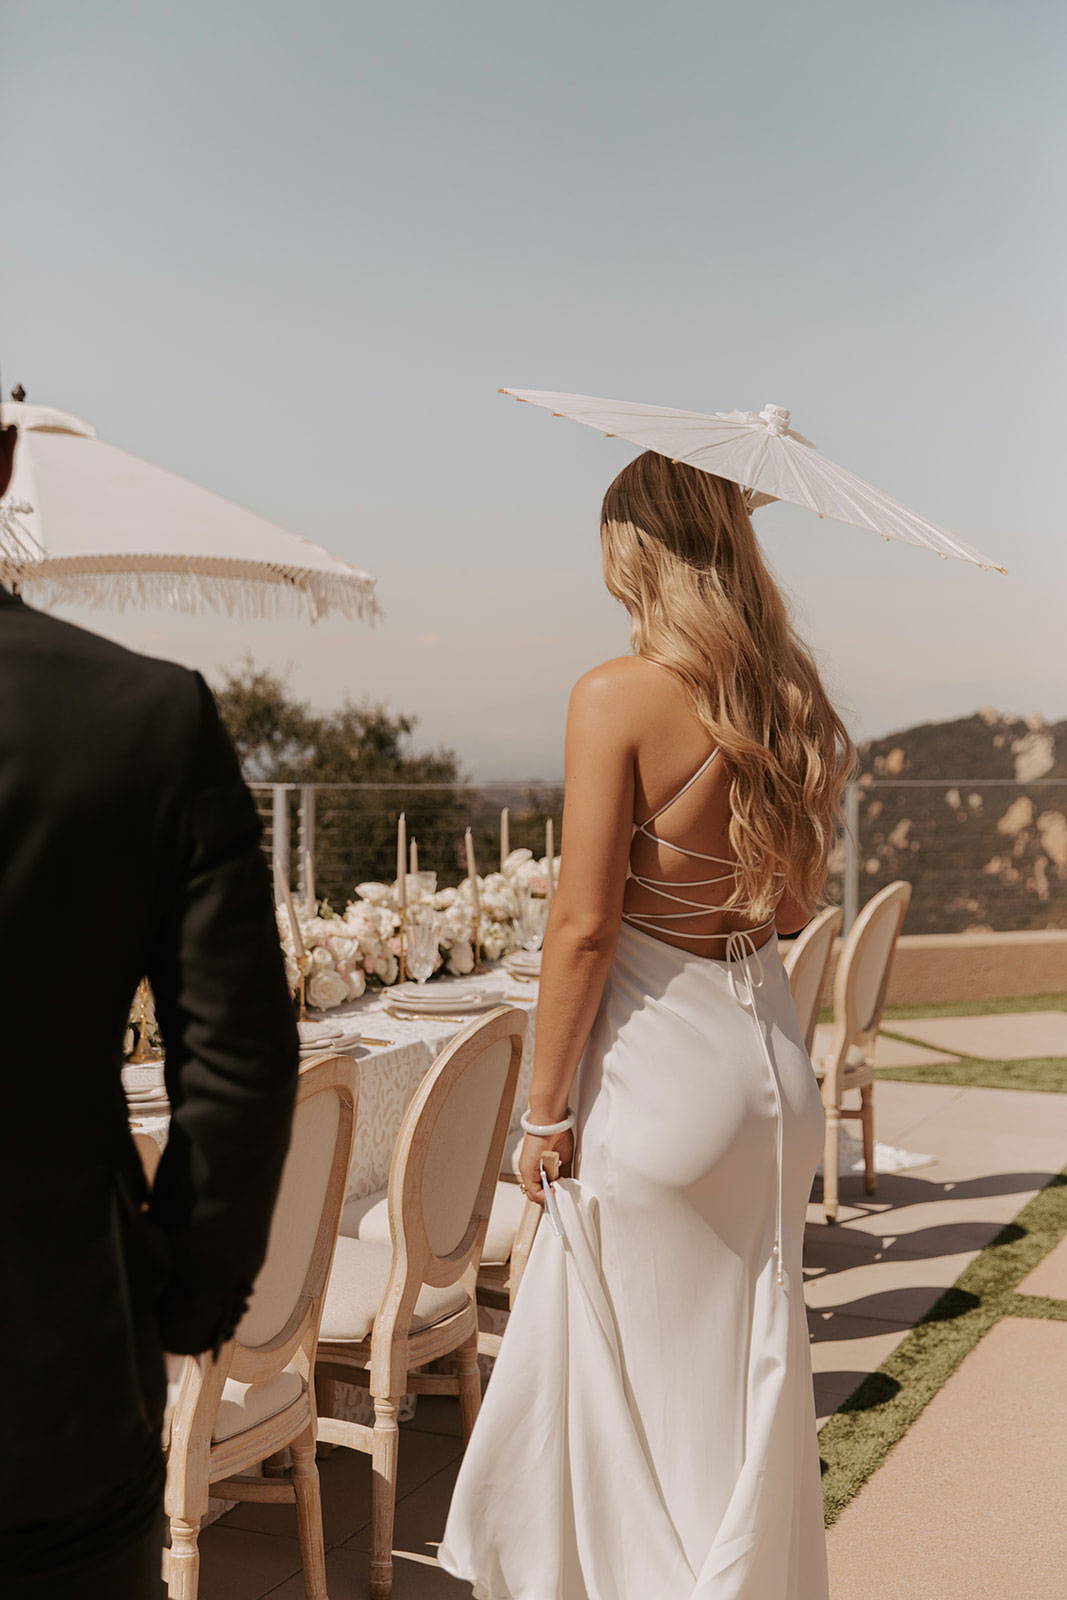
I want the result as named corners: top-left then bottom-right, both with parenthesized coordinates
top-left (500, 389), bottom-right (1006, 573)
top-left (0, 401), bottom-right (379, 620)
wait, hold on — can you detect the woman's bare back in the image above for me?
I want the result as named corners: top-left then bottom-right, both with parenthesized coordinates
top-left (614, 657), bottom-right (801, 953)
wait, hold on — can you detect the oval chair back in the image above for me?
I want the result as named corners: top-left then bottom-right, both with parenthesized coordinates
top-left (371, 1005), bottom-right (526, 1398)
top-left (829, 880), bottom-right (912, 1076)
top-left (164, 1052), bottom-right (358, 1600)
top-left (783, 905), bottom-right (843, 1054)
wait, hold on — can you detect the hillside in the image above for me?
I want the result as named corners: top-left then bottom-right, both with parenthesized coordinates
top-left (850, 711), bottom-right (1067, 934)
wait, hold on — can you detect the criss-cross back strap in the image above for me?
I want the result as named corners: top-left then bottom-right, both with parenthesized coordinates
top-left (637, 746), bottom-right (721, 829)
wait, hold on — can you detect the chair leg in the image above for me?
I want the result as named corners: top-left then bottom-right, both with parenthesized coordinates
top-left (369, 1395), bottom-right (401, 1600)
top-left (823, 1105), bottom-right (841, 1224)
top-left (861, 1083), bottom-right (877, 1195)
top-left (290, 1423), bottom-right (329, 1600)
top-left (455, 1328), bottom-right (482, 1440)
top-left (167, 1515), bottom-right (201, 1600)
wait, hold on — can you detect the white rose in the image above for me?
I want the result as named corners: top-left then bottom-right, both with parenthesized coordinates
top-left (355, 881), bottom-right (395, 906)
top-left (503, 848), bottom-right (533, 873)
top-left (434, 887), bottom-right (460, 908)
top-left (371, 951), bottom-right (399, 986)
top-left (311, 945), bottom-right (335, 970)
top-left (307, 970), bottom-right (349, 1010)
top-left (447, 940), bottom-right (475, 976)
top-left (329, 936), bottom-right (360, 968)
top-left (442, 904), bottom-right (473, 943)
top-left (482, 924), bottom-right (507, 961)
top-left (346, 968), bottom-right (367, 1000)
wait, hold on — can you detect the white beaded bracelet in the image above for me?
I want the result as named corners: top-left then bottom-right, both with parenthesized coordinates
top-left (520, 1107), bottom-right (576, 1137)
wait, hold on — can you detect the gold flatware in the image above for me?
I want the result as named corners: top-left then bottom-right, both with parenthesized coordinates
top-left (358, 1035), bottom-right (396, 1047)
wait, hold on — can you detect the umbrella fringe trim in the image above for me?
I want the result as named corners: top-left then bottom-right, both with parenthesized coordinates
top-left (2, 561), bottom-right (381, 624)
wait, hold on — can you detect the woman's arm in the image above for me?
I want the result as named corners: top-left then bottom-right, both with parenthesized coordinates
top-left (517, 665), bottom-right (636, 1205)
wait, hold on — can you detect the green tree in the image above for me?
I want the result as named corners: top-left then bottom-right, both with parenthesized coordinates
top-left (214, 661), bottom-right (468, 903)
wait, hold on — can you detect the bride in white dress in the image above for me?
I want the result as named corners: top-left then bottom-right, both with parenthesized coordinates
top-left (438, 452), bottom-right (855, 1600)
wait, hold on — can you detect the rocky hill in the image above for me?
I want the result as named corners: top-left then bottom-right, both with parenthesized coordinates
top-left (848, 711), bottom-right (1067, 934)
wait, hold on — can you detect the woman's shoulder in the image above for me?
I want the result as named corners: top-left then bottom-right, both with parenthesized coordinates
top-left (568, 657), bottom-right (687, 749)
top-left (570, 655), bottom-right (682, 713)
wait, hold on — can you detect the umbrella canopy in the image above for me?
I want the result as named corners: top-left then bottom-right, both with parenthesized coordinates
top-left (500, 389), bottom-right (1005, 573)
top-left (0, 402), bottom-right (379, 621)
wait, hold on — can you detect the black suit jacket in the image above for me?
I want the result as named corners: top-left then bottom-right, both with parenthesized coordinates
top-left (0, 591), bottom-right (299, 1536)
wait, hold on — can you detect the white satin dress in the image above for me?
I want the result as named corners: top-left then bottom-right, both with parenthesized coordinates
top-left (438, 752), bottom-right (828, 1600)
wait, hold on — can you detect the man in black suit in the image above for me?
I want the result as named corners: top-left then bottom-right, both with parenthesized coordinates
top-left (0, 412), bottom-right (300, 1595)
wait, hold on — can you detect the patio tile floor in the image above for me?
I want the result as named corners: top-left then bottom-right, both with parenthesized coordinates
top-left (826, 1318), bottom-right (1067, 1598)
top-left (195, 1077), bottom-right (1066, 1599)
top-left (888, 1009), bottom-right (1067, 1060)
top-left (1016, 1233), bottom-right (1067, 1298)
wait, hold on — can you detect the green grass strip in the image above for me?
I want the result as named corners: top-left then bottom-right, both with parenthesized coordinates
top-left (1007, 1293), bottom-right (1067, 1322)
top-left (874, 1044), bottom-right (1067, 1095)
top-left (881, 991), bottom-right (1067, 1022)
top-left (820, 1167), bottom-right (1067, 1526)
top-left (818, 992), bottom-right (1067, 1026)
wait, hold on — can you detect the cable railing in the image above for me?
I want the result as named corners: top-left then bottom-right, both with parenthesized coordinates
top-left (251, 782), bottom-right (564, 913)
top-left (253, 778), bottom-right (1067, 936)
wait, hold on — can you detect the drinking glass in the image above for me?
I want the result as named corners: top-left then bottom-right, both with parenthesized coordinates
top-left (514, 885), bottom-right (549, 953)
top-left (405, 907), bottom-right (441, 984)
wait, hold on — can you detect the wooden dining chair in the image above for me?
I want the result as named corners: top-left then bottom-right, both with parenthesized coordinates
top-left (315, 1005), bottom-right (527, 1600)
top-left (783, 904), bottom-right (843, 1054)
top-left (816, 881), bottom-right (911, 1223)
top-left (164, 1052), bottom-right (359, 1600)
top-left (351, 1165), bottom-right (537, 1319)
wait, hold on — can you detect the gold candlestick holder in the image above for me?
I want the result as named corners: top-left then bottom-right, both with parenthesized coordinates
top-left (295, 952), bottom-right (312, 1021)
top-left (129, 978), bottom-right (162, 1063)
top-left (397, 905), bottom-right (407, 985)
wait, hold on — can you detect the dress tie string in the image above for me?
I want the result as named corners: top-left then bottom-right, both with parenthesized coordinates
top-left (725, 929), bottom-right (786, 1288)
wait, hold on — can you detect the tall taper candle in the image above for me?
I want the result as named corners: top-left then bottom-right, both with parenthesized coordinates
top-left (464, 826), bottom-right (482, 946)
top-left (500, 807), bottom-right (510, 870)
top-left (409, 838), bottom-right (418, 875)
top-left (303, 848), bottom-right (316, 918)
top-left (274, 860), bottom-right (306, 961)
top-left (545, 818), bottom-right (555, 903)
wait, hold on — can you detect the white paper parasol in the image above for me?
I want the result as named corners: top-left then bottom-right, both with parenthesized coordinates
top-left (0, 401), bottom-right (379, 621)
top-left (500, 389), bottom-right (1005, 572)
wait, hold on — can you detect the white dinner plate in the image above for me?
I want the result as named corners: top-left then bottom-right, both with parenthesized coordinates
top-left (390, 983), bottom-right (481, 1004)
top-left (300, 1030), bottom-right (362, 1055)
top-left (385, 992), bottom-right (506, 1019)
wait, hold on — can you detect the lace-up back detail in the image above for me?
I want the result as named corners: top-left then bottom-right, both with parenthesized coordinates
top-left (624, 747), bottom-right (783, 947)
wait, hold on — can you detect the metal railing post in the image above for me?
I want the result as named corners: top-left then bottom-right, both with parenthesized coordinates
top-left (842, 781), bottom-right (861, 933)
top-left (299, 785), bottom-right (316, 914)
top-left (271, 785), bottom-right (291, 891)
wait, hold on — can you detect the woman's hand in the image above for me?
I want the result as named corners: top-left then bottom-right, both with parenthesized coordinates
top-left (518, 1127), bottom-right (575, 1208)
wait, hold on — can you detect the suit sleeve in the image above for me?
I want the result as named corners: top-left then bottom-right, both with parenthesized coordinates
top-left (148, 671), bottom-right (299, 1354)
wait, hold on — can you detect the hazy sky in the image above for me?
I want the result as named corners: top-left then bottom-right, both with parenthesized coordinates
top-left (5, 1), bottom-right (1065, 777)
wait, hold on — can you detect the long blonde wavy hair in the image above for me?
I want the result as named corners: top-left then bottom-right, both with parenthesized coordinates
top-left (601, 451), bottom-right (855, 921)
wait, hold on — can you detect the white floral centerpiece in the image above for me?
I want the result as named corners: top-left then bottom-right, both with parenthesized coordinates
top-left (276, 848), bottom-right (557, 1012)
